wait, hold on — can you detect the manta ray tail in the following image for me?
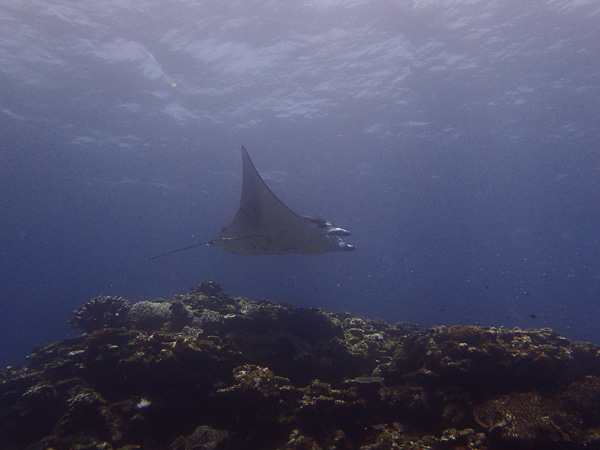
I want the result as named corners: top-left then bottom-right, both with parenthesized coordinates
top-left (141, 240), bottom-right (214, 264)
top-left (142, 235), bottom-right (264, 263)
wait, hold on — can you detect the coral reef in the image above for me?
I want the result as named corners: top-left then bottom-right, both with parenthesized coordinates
top-left (2, 280), bottom-right (600, 449)
top-left (69, 295), bottom-right (131, 333)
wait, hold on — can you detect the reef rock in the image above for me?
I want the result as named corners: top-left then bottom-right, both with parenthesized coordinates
top-left (2, 280), bottom-right (600, 449)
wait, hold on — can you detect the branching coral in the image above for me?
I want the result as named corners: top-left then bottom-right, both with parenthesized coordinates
top-left (69, 296), bottom-right (131, 333)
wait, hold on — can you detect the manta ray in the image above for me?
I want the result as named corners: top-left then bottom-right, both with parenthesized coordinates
top-left (144, 146), bottom-right (355, 262)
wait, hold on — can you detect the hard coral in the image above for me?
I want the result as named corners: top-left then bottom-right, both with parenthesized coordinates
top-left (192, 279), bottom-right (223, 296)
top-left (4, 281), bottom-right (600, 449)
top-left (128, 300), bottom-right (174, 331)
top-left (69, 296), bottom-right (131, 333)
top-left (473, 392), bottom-right (584, 445)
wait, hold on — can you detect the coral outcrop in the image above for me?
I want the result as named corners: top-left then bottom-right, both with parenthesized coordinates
top-left (2, 280), bottom-right (600, 449)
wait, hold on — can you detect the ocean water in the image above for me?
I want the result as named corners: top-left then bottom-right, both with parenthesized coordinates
top-left (1, 0), bottom-right (599, 368)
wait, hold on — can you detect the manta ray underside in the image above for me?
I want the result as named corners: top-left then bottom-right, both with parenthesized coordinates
top-left (144, 146), bottom-right (355, 262)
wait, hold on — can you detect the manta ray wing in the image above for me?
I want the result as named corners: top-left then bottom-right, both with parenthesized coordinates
top-left (211, 146), bottom-right (355, 254)
top-left (144, 146), bottom-right (355, 262)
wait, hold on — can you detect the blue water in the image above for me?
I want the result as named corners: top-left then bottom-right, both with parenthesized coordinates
top-left (1, 0), bottom-right (599, 368)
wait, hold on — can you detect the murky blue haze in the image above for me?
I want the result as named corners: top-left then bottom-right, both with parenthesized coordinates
top-left (1, 0), bottom-right (599, 368)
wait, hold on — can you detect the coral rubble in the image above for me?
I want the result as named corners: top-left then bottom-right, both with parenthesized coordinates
top-left (2, 280), bottom-right (600, 449)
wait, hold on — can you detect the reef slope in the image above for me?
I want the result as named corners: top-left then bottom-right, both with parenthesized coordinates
top-left (2, 281), bottom-right (600, 449)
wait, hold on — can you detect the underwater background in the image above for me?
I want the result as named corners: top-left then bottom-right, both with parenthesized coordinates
top-left (1, 0), bottom-right (599, 368)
